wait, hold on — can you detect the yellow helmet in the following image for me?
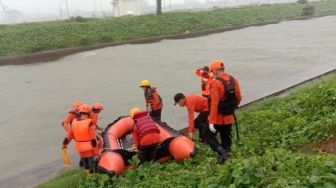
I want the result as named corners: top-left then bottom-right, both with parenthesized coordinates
top-left (129, 107), bottom-right (141, 118)
top-left (140, 80), bottom-right (151, 87)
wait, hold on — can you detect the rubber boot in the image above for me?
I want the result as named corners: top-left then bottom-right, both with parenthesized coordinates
top-left (216, 146), bottom-right (228, 164)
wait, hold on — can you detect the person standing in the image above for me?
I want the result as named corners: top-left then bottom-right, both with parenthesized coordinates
top-left (139, 80), bottom-right (163, 122)
top-left (195, 66), bottom-right (214, 98)
top-left (207, 59), bottom-right (242, 164)
top-left (62, 104), bottom-right (100, 173)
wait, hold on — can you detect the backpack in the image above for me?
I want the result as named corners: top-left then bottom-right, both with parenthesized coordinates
top-left (216, 76), bottom-right (238, 115)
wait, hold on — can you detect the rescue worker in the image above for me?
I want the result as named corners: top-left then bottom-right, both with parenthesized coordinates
top-left (139, 80), bottom-right (163, 122)
top-left (90, 103), bottom-right (104, 130)
top-left (207, 59), bottom-right (242, 164)
top-left (62, 101), bottom-right (83, 133)
top-left (62, 104), bottom-right (100, 173)
top-left (195, 66), bottom-right (214, 98)
top-left (129, 107), bottom-right (161, 163)
top-left (174, 93), bottom-right (209, 142)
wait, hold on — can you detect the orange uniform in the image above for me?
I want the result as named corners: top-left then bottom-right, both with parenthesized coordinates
top-left (64, 118), bottom-right (99, 158)
top-left (145, 88), bottom-right (163, 111)
top-left (62, 110), bottom-right (77, 133)
top-left (90, 111), bottom-right (100, 129)
top-left (132, 111), bottom-right (161, 148)
top-left (195, 69), bottom-right (214, 97)
top-left (184, 95), bottom-right (209, 133)
top-left (208, 72), bottom-right (242, 125)
top-left (90, 103), bottom-right (104, 129)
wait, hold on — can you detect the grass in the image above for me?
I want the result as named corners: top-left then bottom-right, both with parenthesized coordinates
top-left (36, 170), bottom-right (85, 188)
top-left (1, 1), bottom-right (336, 58)
top-left (35, 73), bottom-right (336, 187)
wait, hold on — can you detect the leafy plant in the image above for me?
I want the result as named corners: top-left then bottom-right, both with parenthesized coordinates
top-left (302, 4), bottom-right (315, 16)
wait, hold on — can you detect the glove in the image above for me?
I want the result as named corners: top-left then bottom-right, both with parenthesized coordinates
top-left (62, 144), bottom-right (67, 149)
top-left (209, 124), bottom-right (216, 133)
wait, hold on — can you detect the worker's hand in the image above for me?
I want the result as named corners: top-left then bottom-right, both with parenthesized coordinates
top-left (62, 144), bottom-right (67, 149)
top-left (129, 144), bottom-right (137, 152)
top-left (209, 124), bottom-right (216, 133)
top-left (188, 132), bottom-right (193, 139)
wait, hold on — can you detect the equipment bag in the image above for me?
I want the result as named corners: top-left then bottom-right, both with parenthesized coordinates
top-left (216, 76), bottom-right (237, 115)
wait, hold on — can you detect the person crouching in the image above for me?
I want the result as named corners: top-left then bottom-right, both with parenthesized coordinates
top-left (129, 107), bottom-right (161, 163)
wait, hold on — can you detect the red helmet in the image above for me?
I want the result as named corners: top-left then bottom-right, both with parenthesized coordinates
top-left (92, 103), bottom-right (104, 111)
top-left (79, 104), bottom-right (91, 113)
top-left (210, 59), bottom-right (225, 71)
top-left (72, 101), bottom-right (83, 111)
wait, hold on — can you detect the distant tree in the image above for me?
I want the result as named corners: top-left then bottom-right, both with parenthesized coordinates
top-left (156, 0), bottom-right (162, 15)
top-left (302, 4), bottom-right (315, 16)
top-left (297, 0), bottom-right (307, 4)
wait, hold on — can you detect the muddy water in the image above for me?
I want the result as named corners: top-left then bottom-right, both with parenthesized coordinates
top-left (0, 15), bottom-right (336, 185)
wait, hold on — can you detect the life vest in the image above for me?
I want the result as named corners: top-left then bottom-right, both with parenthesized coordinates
top-left (215, 75), bottom-right (238, 115)
top-left (71, 118), bottom-right (96, 153)
top-left (134, 112), bottom-right (160, 140)
top-left (144, 88), bottom-right (163, 110)
top-left (200, 74), bottom-right (213, 97)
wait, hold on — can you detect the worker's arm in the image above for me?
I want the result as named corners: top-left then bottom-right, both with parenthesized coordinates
top-left (132, 125), bottom-right (140, 148)
top-left (234, 79), bottom-right (242, 106)
top-left (194, 69), bottom-right (203, 77)
top-left (62, 113), bottom-right (74, 132)
top-left (62, 130), bottom-right (74, 148)
top-left (145, 91), bottom-right (154, 110)
top-left (187, 106), bottom-right (195, 134)
top-left (208, 81), bottom-right (220, 124)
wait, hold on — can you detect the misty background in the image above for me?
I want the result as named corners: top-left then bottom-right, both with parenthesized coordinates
top-left (0, 0), bottom-right (298, 24)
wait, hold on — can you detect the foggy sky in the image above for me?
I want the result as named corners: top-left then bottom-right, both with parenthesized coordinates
top-left (1, 0), bottom-right (203, 15)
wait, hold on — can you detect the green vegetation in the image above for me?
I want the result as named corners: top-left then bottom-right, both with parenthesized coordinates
top-left (36, 74), bottom-right (336, 187)
top-left (36, 170), bottom-right (85, 188)
top-left (1, 1), bottom-right (336, 58)
top-left (303, 4), bottom-right (315, 15)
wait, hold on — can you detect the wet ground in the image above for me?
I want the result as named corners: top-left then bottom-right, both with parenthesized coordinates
top-left (0, 15), bottom-right (335, 187)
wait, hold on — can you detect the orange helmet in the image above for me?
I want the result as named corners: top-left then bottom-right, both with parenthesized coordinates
top-left (92, 103), bottom-right (104, 111)
top-left (210, 59), bottom-right (225, 71)
top-left (72, 101), bottom-right (84, 111)
top-left (79, 104), bottom-right (91, 113)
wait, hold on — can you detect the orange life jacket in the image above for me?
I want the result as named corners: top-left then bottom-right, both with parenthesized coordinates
top-left (195, 69), bottom-right (213, 97)
top-left (133, 112), bottom-right (160, 147)
top-left (144, 88), bottom-right (163, 110)
top-left (71, 118), bottom-right (97, 153)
